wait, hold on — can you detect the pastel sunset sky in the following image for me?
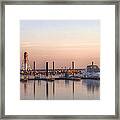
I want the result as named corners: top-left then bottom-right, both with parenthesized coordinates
top-left (20, 20), bottom-right (100, 69)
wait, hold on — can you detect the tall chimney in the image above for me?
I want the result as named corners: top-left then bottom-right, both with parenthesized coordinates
top-left (46, 62), bottom-right (48, 76)
top-left (72, 61), bottom-right (74, 70)
top-left (53, 61), bottom-right (54, 71)
top-left (33, 61), bottom-right (35, 76)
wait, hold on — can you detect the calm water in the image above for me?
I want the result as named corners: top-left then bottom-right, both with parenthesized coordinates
top-left (20, 79), bottom-right (100, 100)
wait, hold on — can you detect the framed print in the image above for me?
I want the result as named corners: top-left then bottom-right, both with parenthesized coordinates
top-left (0, 0), bottom-right (119, 119)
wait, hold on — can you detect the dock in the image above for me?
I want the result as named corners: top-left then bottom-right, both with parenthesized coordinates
top-left (20, 76), bottom-right (100, 82)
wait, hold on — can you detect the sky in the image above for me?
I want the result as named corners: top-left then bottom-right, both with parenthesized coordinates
top-left (20, 20), bottom-right (100, 69)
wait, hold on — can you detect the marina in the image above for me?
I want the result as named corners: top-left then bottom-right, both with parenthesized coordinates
top-left (20, 20), bottom-right (100, 100)
top-left (20, 52), bottom-right (100, 100)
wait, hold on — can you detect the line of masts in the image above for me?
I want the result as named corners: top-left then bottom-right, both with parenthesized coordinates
top-left (32, 61), bottom-right (75, 76)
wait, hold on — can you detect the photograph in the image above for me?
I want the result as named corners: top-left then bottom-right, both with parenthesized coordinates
top-left (20, 20), bottom-right (100, 100)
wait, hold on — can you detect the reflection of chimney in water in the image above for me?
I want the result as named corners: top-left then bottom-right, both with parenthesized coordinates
top-left (73, 81), bottom-right (74, 99)
top-left (46, 82), bottom-right (48, 99)
top-left (53, 81), bottom-right (55, 96)
top-left (34, 80), bottom-right (35, 99)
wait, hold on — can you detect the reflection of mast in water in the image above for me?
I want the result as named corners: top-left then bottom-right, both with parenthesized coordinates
top-left (92, 85), bottom-right (95, 94)
top-left (46, 81), bottom-right (48, 99)
top-left (38, 80), bottom-right (39, 85)
top-left (53, 81), bottom-right (55, 96)
top-left (24, 83), bottom-right (27, 95)
top-left (38, 80), bottom-right (41, 85)
top-left (73, 81), bottom-right (74, 99)
top-left (33, 80), bottom-right (35, 99)
top-left (65, 80), bottom-right (69, 86)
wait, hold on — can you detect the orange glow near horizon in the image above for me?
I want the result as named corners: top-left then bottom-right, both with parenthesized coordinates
top-left (20, 20), bottom-right (100, 69)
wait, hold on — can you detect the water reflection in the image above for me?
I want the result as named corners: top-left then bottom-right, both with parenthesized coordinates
top-left (53, 81), bottom-right (55, 96)
top-left (72, 81), bottom-right (74, 99)
top-left (46, 81), bottom-right (48, 99)
top-left (65, 80), bottom-right (69, 86)
top-left (21, 79), bottom-right (100, 100)
top-left (82, 79), bottom-right (100, 93)
top-left (24, 83), bottom-right (27, 95)
top-left (34, 80), bottom-right (35, 99)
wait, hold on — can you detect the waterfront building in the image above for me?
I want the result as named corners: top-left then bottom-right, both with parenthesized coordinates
top-left (82, 62), bottom-right (100, 79)
top-left (87, 62), bottom-right (100, 73)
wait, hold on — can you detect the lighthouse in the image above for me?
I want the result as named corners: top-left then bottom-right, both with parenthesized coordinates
top-left (24, 52), bottom-right (29, 71)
